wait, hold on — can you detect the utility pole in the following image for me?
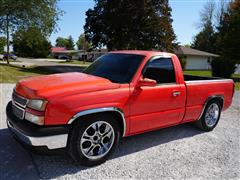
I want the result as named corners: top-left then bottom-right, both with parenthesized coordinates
top-left (6, 14), bottom-right (10, 64)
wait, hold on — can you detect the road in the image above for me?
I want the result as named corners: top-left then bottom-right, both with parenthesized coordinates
top-left (0, 84), bottom-right (239, 179)
top-left (17, 58), bottom-right (87, 73)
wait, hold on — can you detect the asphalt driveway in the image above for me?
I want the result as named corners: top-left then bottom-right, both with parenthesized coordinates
top-left (0, 84), bottom-right (239, 179)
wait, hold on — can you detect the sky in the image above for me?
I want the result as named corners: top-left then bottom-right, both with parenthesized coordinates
top-left (49, 0), bottom-right (217, 46)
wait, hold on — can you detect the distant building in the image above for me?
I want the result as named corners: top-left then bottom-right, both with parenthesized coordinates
top-left (174, 46), bottom-right (219, 70)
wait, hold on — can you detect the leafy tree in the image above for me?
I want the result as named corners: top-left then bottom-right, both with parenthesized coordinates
top-left (219, 0), bottom-right (240, 64)
top-left (66, 35), bottom-right (75, 50)
top-left (55, 36), bottom-right (75, 50)
top-left (0, 0), bottom-right (62, 63)
top-left (55, 37), bottom-right (69, 47)
top-left (84, 0), bottom-right (176, 51)
top-left (191, 1), bottom-right (217, 53)
top-left (211, 0), bottom-right (240, 78)
top-left (0, 37), bottom-right (6, 54)
top-left (77, 34), bottom-right (92, 51)
top-left (12, 27), bottom-right (52, 58)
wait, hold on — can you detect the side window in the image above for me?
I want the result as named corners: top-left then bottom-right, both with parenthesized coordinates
top-left (143, 58), bottom-right (176, 84)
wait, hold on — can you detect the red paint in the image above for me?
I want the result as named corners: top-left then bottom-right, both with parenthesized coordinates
top-left (26, 108), bottom-right (45, 116)
top-left (14, 51), bottom-right (234, 136)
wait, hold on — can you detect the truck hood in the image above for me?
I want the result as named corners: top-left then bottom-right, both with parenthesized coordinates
top-left (15, 72), bottom-right (120, 99)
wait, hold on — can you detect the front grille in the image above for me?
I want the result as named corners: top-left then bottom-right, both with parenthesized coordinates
top-left (12, 91), bottom-right (28, 108)
top-left (12, 90), bottom-right (28, 120)
top-left (12, 103), bottom-right (25, 119)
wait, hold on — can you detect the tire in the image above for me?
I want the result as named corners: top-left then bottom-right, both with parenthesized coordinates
top-left (68, 113), bottom-right (120, 166)
top-left (196, 99), bottom-right (222, 131)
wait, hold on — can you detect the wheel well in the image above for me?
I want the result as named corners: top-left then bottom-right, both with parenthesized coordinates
top-left (207, 96), bottom-right (224, 109)
top-left (70, 111), bottom-right (125, 137)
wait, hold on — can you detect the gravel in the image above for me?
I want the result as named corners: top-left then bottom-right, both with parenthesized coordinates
top-left (0, 83), bottom-right (239, 179)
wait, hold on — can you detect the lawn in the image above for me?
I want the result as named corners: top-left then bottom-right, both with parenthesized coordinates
top-left (184, 70), bottom-right (240, 90)
top-left (184, 70), bottom-right (240, 78)
top-left (0, 64), bottom-right (55, 83)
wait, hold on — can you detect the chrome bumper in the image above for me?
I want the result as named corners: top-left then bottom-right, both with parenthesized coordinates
top-left (7, 119), bottom-right (68, 150)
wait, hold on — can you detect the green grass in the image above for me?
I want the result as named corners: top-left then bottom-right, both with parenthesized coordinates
top-left (235, 82), bottom-right (240, 91)
top-left (184, 70), bottom-right (240, 90)
top-left (58, 60), bottom-right (91, 66)
top-left (0, 64), bottom-right (55, 83)
top-left (184, 70), bottom-right (212, 77)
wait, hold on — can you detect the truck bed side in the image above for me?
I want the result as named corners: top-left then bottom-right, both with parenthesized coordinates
top-left (182, 77), bottom-right (234, 123)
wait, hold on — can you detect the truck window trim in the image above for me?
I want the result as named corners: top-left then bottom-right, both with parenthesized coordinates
top-left (142, 56), bottom-right (178, 86)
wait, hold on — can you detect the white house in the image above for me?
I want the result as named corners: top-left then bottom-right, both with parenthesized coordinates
top-left (174, 46), bottom-right (219, 70)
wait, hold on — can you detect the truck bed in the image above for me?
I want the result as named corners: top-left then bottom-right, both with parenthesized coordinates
top-left (184, 74), bottom-right (220, 81)
top-left (182, 74), bottom-right (234, 123)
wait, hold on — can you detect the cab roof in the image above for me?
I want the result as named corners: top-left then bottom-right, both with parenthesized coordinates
top-left (109, 50), bottom-right (174, 57)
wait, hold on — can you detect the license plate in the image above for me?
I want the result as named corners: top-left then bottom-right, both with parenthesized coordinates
top-left (12, 103), bottom-right (24, 119)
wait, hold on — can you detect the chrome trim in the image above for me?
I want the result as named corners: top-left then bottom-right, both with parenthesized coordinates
top-left (12, 90), bottom-right (28, 108)
top-left (197, 95), bottom-right (224, 120)
top-left (205, 103), bottom-right (220, 127)
top-left (12, 101), bottom-right (25, 119)
top-left (185, 79), bottom-right (233, 84)
top-left (80, 121), bottom-right (115, 160)
top-left (68, 107), bottom-right (127, 137)
top-left (12, 100), bottom-right (25, 111)
top-left (7, 119), bottom-right (68, 149)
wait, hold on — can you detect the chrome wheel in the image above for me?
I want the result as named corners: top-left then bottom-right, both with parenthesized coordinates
top-left (80, 121), bottom-right (115, 160)
top-left (205, 103), bottom-right (220, 127)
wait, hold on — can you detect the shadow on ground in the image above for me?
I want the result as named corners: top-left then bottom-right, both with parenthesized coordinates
top-left (0, 129), bottom-right (39, 180)
top-left (0, 123), bottom-right (204, 179)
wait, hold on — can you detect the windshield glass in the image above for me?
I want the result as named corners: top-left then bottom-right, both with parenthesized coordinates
top-left (84, 53), bottom-right (144, 83)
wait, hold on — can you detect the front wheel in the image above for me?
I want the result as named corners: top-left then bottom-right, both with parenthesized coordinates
top-left (196, 100), bottom-right (222, 131)
top-left (68, 114), bottom-right (120, 166)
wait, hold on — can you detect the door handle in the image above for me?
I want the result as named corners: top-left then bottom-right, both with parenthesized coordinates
top-left (172, 91), bottom-right (181, 97)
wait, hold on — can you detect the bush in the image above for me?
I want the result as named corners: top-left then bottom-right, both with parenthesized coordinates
top-left (179, 56), bottom-right (187, 70)
top-left (211, 57), bottom-right (236, 78)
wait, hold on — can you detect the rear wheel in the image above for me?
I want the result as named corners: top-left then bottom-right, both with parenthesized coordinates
top-left (68, 114), bottom-right (120, 166)
top-left (196, 99), bottom-right (222, 131)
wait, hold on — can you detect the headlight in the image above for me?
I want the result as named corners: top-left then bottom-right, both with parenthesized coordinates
top-left (27, 99), bottom-right (47, 111)
top-left (25, 111), bottom-right (44, 125)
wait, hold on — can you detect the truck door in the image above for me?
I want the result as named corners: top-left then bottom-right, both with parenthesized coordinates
top-left (129, 57), bottom-right (186, 134)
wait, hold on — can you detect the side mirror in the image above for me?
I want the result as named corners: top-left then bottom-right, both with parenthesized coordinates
top-left (137, 78), bottom-right (157, 87)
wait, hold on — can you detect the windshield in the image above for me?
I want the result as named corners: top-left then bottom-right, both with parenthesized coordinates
top-left (84, 53), bottom-right (144, 83)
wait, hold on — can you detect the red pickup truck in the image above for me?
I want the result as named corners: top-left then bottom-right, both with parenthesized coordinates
top-left (6, 51), bottom-right (234, 166)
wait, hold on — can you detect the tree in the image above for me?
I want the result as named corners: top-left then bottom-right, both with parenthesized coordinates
top-left (220, 0), bottom-right (240, 64)
top-left (191, 25), bottom-right (217, 53)
top-left (191, 1), bottom-right (217, 53)
top-left (211, 0), bottom-right (240, 78)
top-left (66, 35), bottom-right (75, 50)
top-left (76, 34), bottom-right (92, 51)
top-left (56, 37), bottom-right (69, 47)
top-left (12, 27), bottom-right (52, 58)
top-left (0, 37), bottom-right (6, 54)
top-left (84, 0), bottom-right (176, 51)
top-left (55, 36), bottom-right (75, 50)
top-left (0, 0), bottom-right (62, 64)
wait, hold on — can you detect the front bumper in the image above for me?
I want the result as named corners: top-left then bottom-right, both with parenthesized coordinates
top-left (6, 102), bottom-right (70, 150)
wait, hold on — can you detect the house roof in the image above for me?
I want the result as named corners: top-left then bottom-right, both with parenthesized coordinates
top-left (174, 46), bottom-right (219, 57)
top-left (51, 47), bottom-right (67, 53)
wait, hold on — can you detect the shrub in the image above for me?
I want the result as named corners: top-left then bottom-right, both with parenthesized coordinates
top-left (211, 57), bottom-right (236, 78)
top-left (179, 56), bottom-right (187, 70)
